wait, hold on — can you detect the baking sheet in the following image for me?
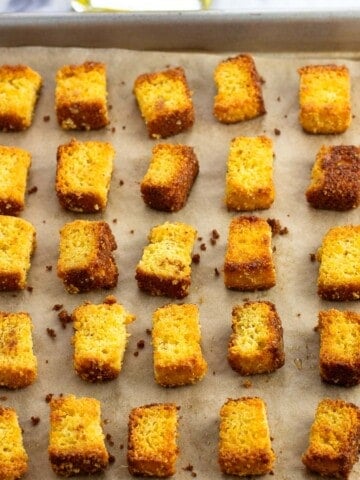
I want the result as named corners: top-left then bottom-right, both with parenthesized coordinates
top-left (3, 11), bottom-right (360, 52)
top-left (0, 44), bottom-right (360, 479)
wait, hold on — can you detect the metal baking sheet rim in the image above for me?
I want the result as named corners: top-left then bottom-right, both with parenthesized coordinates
top-left (2, 11), bottom-right (360, 52)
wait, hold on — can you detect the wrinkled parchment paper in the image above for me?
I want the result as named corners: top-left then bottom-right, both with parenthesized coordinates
top-left (0, 46), bottom-right (360, 479)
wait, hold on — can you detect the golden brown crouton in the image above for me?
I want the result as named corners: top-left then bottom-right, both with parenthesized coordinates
top-left (219, 397), bottom-right (275, 476)
top-left (48, 394), bottom-right (109, 476)
top-left (133, 67), bottom-right (194, 139)
top-left (306, 145), bottom-right (360, 210)
top-left (127, 403), bottom-right (179, 477)
top-left (302, 398), bottom-right (360, 479)
top-left (140, 143), bottom-right (199, 212)
top-left (0, 312), bottom-right (37, 389)
top-left (0, 406), bottom-right (28, 480)
top-left (152, 303), bottom-right (207, 387)
top-left (0, 216), bottom-right (36, 291)
top-left (0, 145), bottom-right (31, 215)
top-left (56, 61), bottom-right (109, 130)
top-left (318, 309), bottom-right (360, 386)
top-left (228, 301), bottom-right (284, 375)
top-left (317, 224), bottom-right (360, 300)
top-left (0, 64), bottom-right (42, 131)
top-left (224, 216), bottom-right (276, 291)
top-left (135, 221), bottom-right (197, 299)
top-left (57, 220), bottom-right (118, 293)
top-left (56, 138), bottom-right (115, 213)
top-left (225, 136), bottom-right (275, 211)
top-left (72, 299), bottom-right (135, 382)
top-left (298, 64), bottom-right (351, 134)
top-left (214, 54), bottom-right (266, 124)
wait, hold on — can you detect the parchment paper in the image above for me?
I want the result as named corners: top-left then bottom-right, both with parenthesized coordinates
top-left (0, 46), bottom-right (360, 480)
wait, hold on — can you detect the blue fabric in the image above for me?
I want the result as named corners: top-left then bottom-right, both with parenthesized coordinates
top-left (1, 0), bottom-right (359, 13)
top-left (2, 0), bottom-right (71, 11)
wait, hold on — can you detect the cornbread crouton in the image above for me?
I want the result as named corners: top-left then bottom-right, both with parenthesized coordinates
top-left (0, 64), bottom-right (42, 131)
top-left (318, 309), bottom-right (360, 386)
top-left (56, 138), bottom-right (115, 213)
top-left (225, 136), bottom-right (275, 211)
top-left (317, 225), bottom-right (360, 300)
top-left (152, 303), bottom-right (207, 387)
top-left (140, 143), bottom-right (199, 212)
top-left (0, 145), bottom-right (31, 215)
top-left (0, 312), bottom-right (37, 389)
top-left (57, 219), bottom-right (118, 293)
top-left (302, 398), bottom-right (360, 479)
top-left (0, 216), bottom-right (36, 291)
top-left (219, 397), bottom-right (275, 476)
top-left (228, 301), bottom-right (284, 376)
top-left (72, 299), bottom-right (135, 382)
top-left (306, 145), bottom-right (360, 210)
top-left (49, 394), bottom-right (109, 476)
top-left (0, 407), bottom-right (28, 480)
top-left (298, 64), bottom-right (351, 134)
top-left (55, 61), bottom-right (109, 130)
top-left (135, 221), bottom-right (197, 299)
top-left (133, 66), bottom-right (194, 139)
top-left (224, 216), bottom-right (276, 291)
top-left (213, 54), bottom-right (266, 124)
top-left (127, 403), bottom-right (179, 477)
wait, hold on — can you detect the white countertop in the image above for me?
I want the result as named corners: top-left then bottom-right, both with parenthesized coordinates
top-left (2, 0), bottom-right (360, 12)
